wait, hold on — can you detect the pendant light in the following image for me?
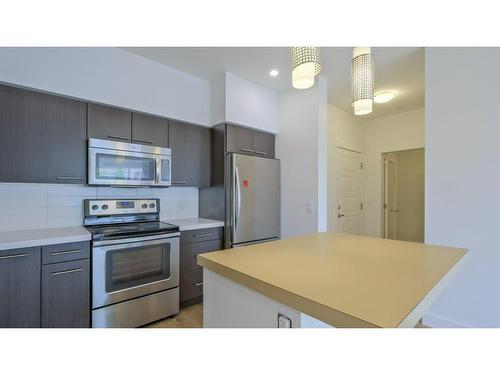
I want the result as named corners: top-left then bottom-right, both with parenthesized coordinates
top-left (291, 47), bottom-right (321, 89)
top-left (351, 47), bottom-right (374, 115)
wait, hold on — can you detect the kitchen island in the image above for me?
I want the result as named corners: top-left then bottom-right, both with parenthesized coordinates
top-left (197, 232), bottom-right (468, 328)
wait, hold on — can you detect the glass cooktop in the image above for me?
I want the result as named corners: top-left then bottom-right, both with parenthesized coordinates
top-left (86, 221), bottom-right (179, 241)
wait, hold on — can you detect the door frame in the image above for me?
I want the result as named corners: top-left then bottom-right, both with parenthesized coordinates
top-left (383, 156), bottom-right (398, 239)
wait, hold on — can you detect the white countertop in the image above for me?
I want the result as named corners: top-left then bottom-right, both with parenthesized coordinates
top-left (0, 226), bottom-right (91, 251)
top-left (164, 218), bottom-right (224, 231)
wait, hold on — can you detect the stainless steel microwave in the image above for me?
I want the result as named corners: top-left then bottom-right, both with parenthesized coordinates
top-left (88, 138), bottom-right (171, 187)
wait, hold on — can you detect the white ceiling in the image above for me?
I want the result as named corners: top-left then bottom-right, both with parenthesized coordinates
top-left (122, 47), bottom-right (424, 120)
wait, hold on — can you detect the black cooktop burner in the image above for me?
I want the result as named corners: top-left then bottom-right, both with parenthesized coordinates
top-left (86, 221), bottom-right (179, 241)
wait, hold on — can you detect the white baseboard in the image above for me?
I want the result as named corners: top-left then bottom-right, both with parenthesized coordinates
top-left (422, 313), bottom-right (473, 328)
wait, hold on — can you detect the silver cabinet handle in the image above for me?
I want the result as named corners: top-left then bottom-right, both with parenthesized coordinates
top-left (194, 282), bottom-right (204, 287)
top-left (133, 138), bottom-right (153, 144)
top-left (56, 176), bottom-right (85, 181)
top-left (0, 252), bottom-right (29, 260)
top-left (254, 150), bottom-right (267, 155)
top-left (50, 248), bottom-right (83, 256)
top-left (240, 148), bottom-right (254, 153)
top-left (194, 233), bottom-right (212, 238)
top-left (338, 214), bottom-right (345, 218)
top-left (172, 181), bottom-right (188, 185)
top-left (50, 268), bottom-right (83, 276)
top-left (107, 135), bottom-right (129, 142)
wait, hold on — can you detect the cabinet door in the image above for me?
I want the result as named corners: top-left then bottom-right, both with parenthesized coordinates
top-left (253, 131), bottom-right (275, 158)
top-left (42, 259), bottom-right (90, 328)
top-left (169, 121), bottom-right (210, 187)
top-left (0, 85), bottom-right (87, 184)
top-left (226, 124), bottom-right (254, 155)
top-left (180, 268), bottom-right (203, 303)
top-left (132, 113), bottom-right (168, 147)
top-left (87, 103), bottom-right (132, 142)
top-left (0, 247), bottom-right (41, 328)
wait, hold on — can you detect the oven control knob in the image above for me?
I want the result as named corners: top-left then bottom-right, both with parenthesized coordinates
top-left (149, 203), bottom-right (156, 209)
top-left (102, 204), bottom-right (108, 210)
top-left (91, 204), bottom-right (99, 210)
top-left (141, 203), bottom-right (148, 209)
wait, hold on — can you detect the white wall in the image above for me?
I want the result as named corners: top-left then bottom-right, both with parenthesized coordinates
top-left (362, 108), bottom-right (425, 237)
top-left (276, 77), bottom-right (327, 238)
top-left (0, 183), bottom-right (198, 231)
top-left (326, 105), bottom-right (364, 231)
top-left (211, 72), bottom-right (278, 133)
top-left (424, 48), bottom-right (500, 328)
top-left (0, 47), bottom-right (211, 125)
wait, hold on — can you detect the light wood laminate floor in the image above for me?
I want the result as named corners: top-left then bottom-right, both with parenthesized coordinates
top-left (145, 303), bottom-right (203, 328)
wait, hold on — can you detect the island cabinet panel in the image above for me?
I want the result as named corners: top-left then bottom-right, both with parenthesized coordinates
top-left (0, 84), bottom-right (87, 184)
top-left (226, 124), bottom-right (254, 155)
top-left (0, 246), bottom-right (41, 328)
top-left (168, 120), bottom-right (210, 187)
top-left (132, 112), bottom-right (169, 147)
top-left (87, 103), bottom-right (132, 142)
top-left (179, 227), bottom-right (223, 305)
top-left (42, 258), bottom-right (90, 328)
top-left (253, 130), bottom-right (275, 159)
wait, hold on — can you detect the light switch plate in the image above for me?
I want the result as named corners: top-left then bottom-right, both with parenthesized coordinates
top-left (278, 313), bottom-right (292, 328)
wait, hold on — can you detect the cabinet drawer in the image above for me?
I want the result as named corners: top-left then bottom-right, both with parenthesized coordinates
top-left (42, 259), bottom-right (90, 328)
top-left (42, 241), bottom-right (90, 265)
top-left (180, 227), bottom-right (223, 245)
top-left (180, 268), bottom-right (203, 303)
top-left (180, 239), bottom-right (223, 273)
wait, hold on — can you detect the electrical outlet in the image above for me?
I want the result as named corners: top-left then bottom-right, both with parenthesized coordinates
top-left (306, 202), bottom-right (313, 213)
top-left (278, 313), bottom-right (292, 328)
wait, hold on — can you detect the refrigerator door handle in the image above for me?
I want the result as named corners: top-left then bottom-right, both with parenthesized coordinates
top-left (234, 166), bottom-right (241, 233)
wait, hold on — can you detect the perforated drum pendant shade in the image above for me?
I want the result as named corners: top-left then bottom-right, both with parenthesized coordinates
top-left (352, 47), bottom-right (374, 115)
top-left (291, 47), bottom-right (321, 89)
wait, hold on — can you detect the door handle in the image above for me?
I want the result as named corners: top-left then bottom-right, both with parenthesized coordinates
top-left (0, 252), bottom-right (29, 260)
top-left (338, 214), bottom-right (345, 218)
top-left (107, 135), bottom-right (130, 142)
top-left (235, 166), bottom-right (241, 231)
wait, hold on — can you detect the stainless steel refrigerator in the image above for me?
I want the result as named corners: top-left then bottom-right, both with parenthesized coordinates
top-left (227, 153), bottom-right (280, 247)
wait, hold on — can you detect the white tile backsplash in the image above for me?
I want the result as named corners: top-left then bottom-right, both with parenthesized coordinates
top-left (0, 183), bottom-right (199, 231)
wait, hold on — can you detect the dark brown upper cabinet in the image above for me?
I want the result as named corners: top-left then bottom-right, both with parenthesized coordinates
top-left (0, 246), bottom-right (41, 328)
top-left (0, 84), bottom-right (87, 184)
top-left (87, 103), bottom-right (132, 142)
top-left (226, 124), bottom-right (255, 155)
top-left (253, 131), bottom-right (275, 159)
top-left (132, 112), bottom-right (169, 147)
top-left (168, 120), bottom-right (210, 188)
top-left (225, 124), bottom-right (275, 159)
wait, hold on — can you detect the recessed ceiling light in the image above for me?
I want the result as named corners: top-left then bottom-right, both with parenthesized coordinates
top-left (374, 91), bottom-right (397, 103)
top-left (269, 69), bottom-right (279, 77)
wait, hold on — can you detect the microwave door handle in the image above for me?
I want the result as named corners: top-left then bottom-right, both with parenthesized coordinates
top-left (155, 157), bottom-right (161, 185)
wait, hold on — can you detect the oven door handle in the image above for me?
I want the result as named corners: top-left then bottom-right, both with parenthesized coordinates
top-left (93, 237), bottom-right (179, 252)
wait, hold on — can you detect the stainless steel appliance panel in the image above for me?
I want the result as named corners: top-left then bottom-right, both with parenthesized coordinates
top-left (92, 287), bottom-right (179, 328)
top-left (88, 138), bottom-right (171, 187)
top-left (230, 153), bottom-right (280, 245)
top-left (92, 235), bottom-right (179, 309)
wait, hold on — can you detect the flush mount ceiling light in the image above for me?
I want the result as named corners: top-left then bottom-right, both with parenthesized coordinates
top-left (374, 90), bottom-right (396, 103)
top-left (291, 47), bottom-right (321, 89)
top-left (269, 69), bottom-right (279, 77)
top-left (352, 47), bottom-right (374, 115)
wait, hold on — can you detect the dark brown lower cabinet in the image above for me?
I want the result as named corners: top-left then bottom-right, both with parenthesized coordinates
top-left (0, 247), bottom-right (41, 328)
top-left (42, 259), bottom-right (90, 328)
top-left (179, 228), bottom-right (223, 305)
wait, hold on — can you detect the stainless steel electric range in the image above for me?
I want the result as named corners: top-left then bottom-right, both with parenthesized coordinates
top-left (84, 198), bottom-right (180, 328)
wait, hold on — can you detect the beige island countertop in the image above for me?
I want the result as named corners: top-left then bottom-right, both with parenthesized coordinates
top-left (197, 232), bottom-right (468, 328)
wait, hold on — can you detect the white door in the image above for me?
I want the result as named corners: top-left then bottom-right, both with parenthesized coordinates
top-left (335, 147), bottom-right (363, 234)
top-left (384, 158), bottom-right (398, 239)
